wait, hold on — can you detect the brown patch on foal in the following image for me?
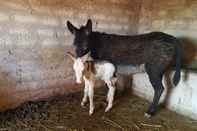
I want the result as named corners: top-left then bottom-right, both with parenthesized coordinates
top-left (82, 61), bottom-right (96, 80)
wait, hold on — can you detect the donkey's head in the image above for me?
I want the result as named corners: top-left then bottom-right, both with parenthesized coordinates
top-left (67, 19), bottom-right (92, 57)
top-left (66, 52), bottom-right (91, 84)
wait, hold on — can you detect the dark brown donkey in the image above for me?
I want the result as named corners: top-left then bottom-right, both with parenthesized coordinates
top-left (67, 19), bottom-right (182, 117)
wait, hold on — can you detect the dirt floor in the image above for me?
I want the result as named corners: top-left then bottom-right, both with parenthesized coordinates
top-left (0, 88), bottom-right (197, 131)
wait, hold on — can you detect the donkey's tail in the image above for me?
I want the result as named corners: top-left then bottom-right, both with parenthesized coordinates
top-left (173, 40), bottom-right (182, 86)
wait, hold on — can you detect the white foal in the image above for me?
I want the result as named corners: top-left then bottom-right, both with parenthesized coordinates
top-left (67, 52), bottom-right (117, 115)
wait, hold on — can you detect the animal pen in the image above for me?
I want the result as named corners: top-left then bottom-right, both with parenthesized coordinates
top-left (0, 0), bottom-right (197, 131)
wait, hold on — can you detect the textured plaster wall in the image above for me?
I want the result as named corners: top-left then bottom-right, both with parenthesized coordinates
top-left (0, 0), bottom-right (141, 110)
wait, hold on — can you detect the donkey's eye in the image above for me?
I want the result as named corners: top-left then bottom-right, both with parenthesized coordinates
top-left (82, 46), bottom-right (87, 50)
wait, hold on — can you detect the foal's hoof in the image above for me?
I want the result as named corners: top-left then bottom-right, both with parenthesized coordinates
top-left (144, 113), bottom-right (151, 118)
top-left (89, 110), bottom-right (94, 116)
top-left (105, 106), bottom-right (112, 112)
top-left (81, 102), bottom-right (85, 107)
top-left (89, 106), bottom-right (95, 116)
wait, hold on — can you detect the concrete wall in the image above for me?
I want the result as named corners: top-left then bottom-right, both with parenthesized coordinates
top-left (138, 0), bottom-right (197, 66)
top-left (0, 0), bottom-right (141, 110)
top-left (132, 0), bottom-right (197, 120)
top-left (139, 0), bottom-right (197, 40)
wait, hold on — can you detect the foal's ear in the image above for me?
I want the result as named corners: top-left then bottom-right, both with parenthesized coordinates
top-left (81, 52), bottom-right (92, 62)
top-left (67, 21), bottom-right (78, 34)
top-left (66, 52), bottom-right (76, 61)
top-left (85, 19), bottom-right (92, 35)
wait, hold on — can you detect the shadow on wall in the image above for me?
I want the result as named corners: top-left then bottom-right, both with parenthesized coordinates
top-left (0, 68), bottom-right (19, 111)
top-left (180, 38), bottom-right (197, 70)
top-left (180, 38), bottom-right (197, 81)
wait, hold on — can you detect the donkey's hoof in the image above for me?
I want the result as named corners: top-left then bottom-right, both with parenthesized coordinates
top-left (144, 113), bottom-right (151, 118)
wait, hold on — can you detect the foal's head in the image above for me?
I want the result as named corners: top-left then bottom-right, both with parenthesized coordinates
top-left (66, 52), bottom-right (92, 84)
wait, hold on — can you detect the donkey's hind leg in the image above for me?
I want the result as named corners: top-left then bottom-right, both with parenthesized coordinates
top-left (145, 63), bottom-right (165, 118)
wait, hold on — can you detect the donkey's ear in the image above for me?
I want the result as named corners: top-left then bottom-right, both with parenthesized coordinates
top-left (81, 52), bottom-right (92, 62)
top-left (66, 52), bottom-right (76, 61)
top-left (67, 21), bottom-right (78, 34)
top-left (85, 19), bottom-right (92, 35)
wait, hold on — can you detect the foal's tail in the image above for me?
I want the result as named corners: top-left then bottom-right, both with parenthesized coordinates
top-left (173, 40), bottom-right (182, 86)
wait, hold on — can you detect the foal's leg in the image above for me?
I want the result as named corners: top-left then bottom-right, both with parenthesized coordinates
top-left (88, 80), bottom-right (95, 115)
top-left (81, 79), bottom-right (89, 107)
top-left (105, 79), bottom-right (116, 112)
